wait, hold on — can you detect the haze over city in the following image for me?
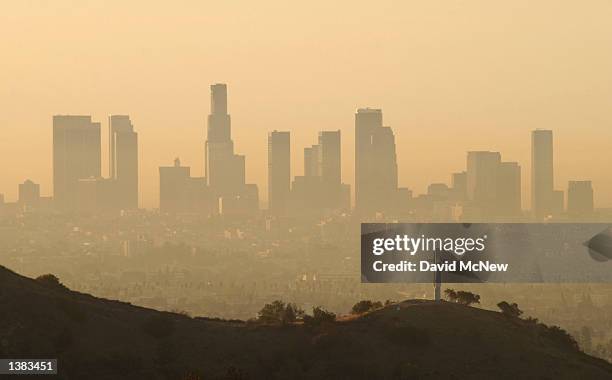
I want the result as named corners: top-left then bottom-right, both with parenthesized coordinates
top-left (3, 3), bottom-right (612, 378)
top-left (1, 1), bottom-right (612, 208)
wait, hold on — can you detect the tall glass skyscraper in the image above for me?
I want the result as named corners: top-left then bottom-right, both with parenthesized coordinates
top-left (109, 115), bottom-right (138, 209)
top-left (531, 129), bottom-right (554, 219)
top-left (53, 115), bottom-right (101, 210)
top-left (354, 108), bottom-right (398, 215)
top-left (268, 130), bottom-right (290, 214)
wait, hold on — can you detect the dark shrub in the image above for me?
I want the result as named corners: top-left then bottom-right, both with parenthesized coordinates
top-left (456, 291), bottom-right (480, 306)
top-left (304, 306), bottom-right (336, 326)
top-left (257, 300), bottom-right (304, 324)
top-left (497, 301), bottom-right (523, 318)
top-left (445, 289), bottom-right (480, 306)
top-left (350, 300), bottom-right (383, 315)
top-left (444, 289), bottom-right (457, 302)
top-left (36, 274), bottom-right (67, 290)
top-left (525, 316), bottom-right (539, 324)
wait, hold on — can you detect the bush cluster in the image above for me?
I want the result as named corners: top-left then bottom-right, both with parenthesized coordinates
top-left (350, 300), bottom-right (383, 315)
top-left (257, 300), bottom-right (304, 324)
top-left (444, 289), bottom-right (480, 306)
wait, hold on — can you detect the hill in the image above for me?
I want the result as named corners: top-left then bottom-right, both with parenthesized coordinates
top-left (1, 265), bottom-right (611, 380)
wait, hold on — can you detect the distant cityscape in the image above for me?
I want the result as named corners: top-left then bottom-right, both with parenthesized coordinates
top-left (1, 84), bottom-right (610, 361)
top-left (0, 83), bottom-right (602, 221)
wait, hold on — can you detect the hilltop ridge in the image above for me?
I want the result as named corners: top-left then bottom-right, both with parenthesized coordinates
top-left (1, 265), bottom-right (611, 380)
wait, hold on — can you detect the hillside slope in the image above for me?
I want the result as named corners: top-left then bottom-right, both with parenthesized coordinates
top-left (1, 265), bottom-right (611, 380)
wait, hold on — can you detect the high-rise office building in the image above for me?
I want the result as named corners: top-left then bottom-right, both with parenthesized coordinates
top-left (371, 126), bottom-right (399, 194)
top-left (497, 162), bottom-right (522, 217)
top-left (451, 171), bottom-right (468, 201)
top-left (205, 84), bottom-right (243, 194)
top-left (318, 130), bottom-right (341, 185)
top-left (159, 158), bottom-right (191, 213)
top-left (304, 145), bottom-right (320, 178)
top-left (75, 177), bottom-right (115, 213)
top-left (53, 115), bottom-right (101, 210)
top-left (318, 130), bottom-right (344, 210)
top-left (204, 84), bottom-right (258, 213)
top-left (428, 183), bottom-right (450, 199)
top-left (290, 130), bottom-right (349, 214)
top-left (567, 180), bottom-right (594, 218)
top-left (109, 115), bottom-right (138, 209)
top-left (466, 151), bottom-right (501, 217)
top-left (268, 131), bottom-right (290, 214)
top-left (18, 179), bottom-right (40, 209)
top-left (158, 157), bottom-right (213, 215)
top-left (355, 108), bottom-right (382, 212)
top-left (291, 146), bottom-right (323, 214)
top-left (465, 152), bottom-right (522, 218)
top-left (531, 129), bottom-right (554, 219)
top-left (354, 108), bottom-right (398, 215)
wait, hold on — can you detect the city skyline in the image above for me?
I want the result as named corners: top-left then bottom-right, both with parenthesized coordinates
top-left (7, 103), bottom-right (608, 210)
top-left (2, 1), bottom-right (612, 209)
top-left (0, 85), bottom-right (605, 218)
top-left (2, 3), bottom-right (612, 377)
top-left (0, 101), bottom-right (608, 215)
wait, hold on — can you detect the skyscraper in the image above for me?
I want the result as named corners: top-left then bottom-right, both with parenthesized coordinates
top-left (464, 152), bottom-right (522, 219)
top-left (318, 130), bottom-right (341, 186)
top-left (304, 145), bottom-right (320, 178)
top-left (53, 115), bottom-right (101, 210)
top-left (355, 108), bottom-right (382, 212)
top-left (354, 108), bottom-right (398, 215)
top-left (268, 131), bottom-right (290, 214)
top-left (18, 179), bottom-right (40, 209)
top-left (567, 180), bottom-right (594, 218)
top-left (159, 158), bottom-right (191, 213)
top-left (497, 162), bottom-right (522, 217)
top-left (109, 115), bottom-right (138, 209)
top-left (466, 151), bottom-right (501, 217)
top-left (75, 177), bottom-right (114, 213)
top-left (290, 130), bottom-right (349, 214)
top-left (204, 84), bottom-right (258, 214)
top-left (451, 171), bottom-right (468, 201)
top-left (531, 129), bottom-right (554, 219)
top-left (205, 84), bottom-right (243, 195)
top-left (371, 126), bottom-right (398, 195)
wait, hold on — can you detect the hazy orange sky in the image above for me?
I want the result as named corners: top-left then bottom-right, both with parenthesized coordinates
top-left (1, 0), bottom-right (611, 208)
